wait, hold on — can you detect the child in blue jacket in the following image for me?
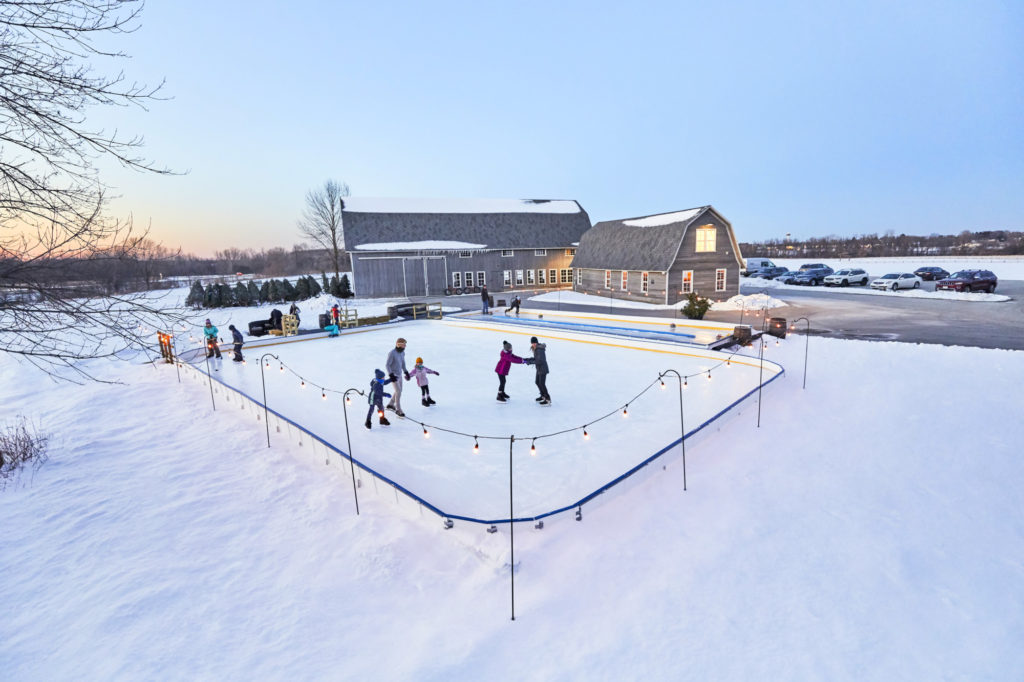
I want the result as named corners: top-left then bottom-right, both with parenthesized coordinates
top-left (366, 369), bottom-right (393, 429)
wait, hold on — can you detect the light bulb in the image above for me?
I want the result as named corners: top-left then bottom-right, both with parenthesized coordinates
top-left (622, 406), bottom-right (629, 418)
top-left (321, 390), bottom-right (326, 400)
top-left (473, 438), bottom-right (479, 454)
top-left (279, 365), bottom-right (284, 372)
top-left (301, 380), bottom-right (306, 388)
top-left (707, 370), bottom-right (712, 380)
top-left (683, 378), bottom-right (688, 388)
top-left (265, 361), bottom-right (269, 368)
top-left (583, 428), bottom-right (590, 440)
top-left (660, 380), bottom-right (666, 389)
top-left (530, 440), bottom-right (537, 456)
top-left (345, 396), bottom-right (351, 405)
top-left (423, 426), bottom-right (430, 439)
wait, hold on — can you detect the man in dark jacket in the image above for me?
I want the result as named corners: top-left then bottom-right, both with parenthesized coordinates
top-left (228, 324), bottom-right (244, 362)
top-left (525, 336), bottom-right (551, 405)
top-left (385, 337), bottom-right (410, 417)
top-left (480, 285), bottom-right (490, 314)
top-left (269, 308), bottom-right (283, 330)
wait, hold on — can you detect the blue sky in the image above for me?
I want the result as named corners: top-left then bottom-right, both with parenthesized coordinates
top-left (96, 1), bottom-right (1024, 255)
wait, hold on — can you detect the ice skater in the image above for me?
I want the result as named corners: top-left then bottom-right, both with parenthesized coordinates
top-left (385, 337), bottom-right (410, 417)
top-left (494, 340), bottom-right (525, 402)
top-left (228, 324), bottom-right (244, 362)
top-left (505, 295), bottom-right (522, 315)
top-left (203, 319), bottom-right (222, 360)
top-left (409, 357), bottom-right (440, 407)
top-left (524, 336), bottom-right (550, 405)
top-left (365, 369), bottom-right (393, 429)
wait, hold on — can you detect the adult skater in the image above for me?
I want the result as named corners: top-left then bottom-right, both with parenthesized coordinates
top-left (203, 319), bottom-right (222, 359)
top-left (228, 324), bottom-right (244, 362)
top-left (385, 337), bottom-right (410, 417)
top-left (505, 295), bottom-right (522, 315)
top-left (494, 340), bottom-right (525, 402)
top-left (524, 336), bottom-right (550, 405)
top-left (480, 284), bottom-right (490, 314)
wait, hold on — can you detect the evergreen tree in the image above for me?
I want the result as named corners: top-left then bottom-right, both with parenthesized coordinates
top-left (321, 272), bottom-right (329, 292)
top-left (186, 281), bottom-right (205, 308)
top-left (247, 281), bottom-right (260, 303)
top-left (329, 274), bottom-right (342, 297)
top-left (281, 279), bottom-right (298, 301)
top-left (339, 274), bottom-right (353, 298)
top-left (259, 280), bottom-right (270, 304)
top-left (295, 277), bottom-right (310, 300)
top-left (269, 279), bottom-right (282, 302)
top-left (204, 284), bottom-right (216, 308)
top-left (234, 282), bottom-right (250, 306)
top-left (307, 275), bottom-right (322, 298)
top-left (215, 283), bottom-right (231, 307)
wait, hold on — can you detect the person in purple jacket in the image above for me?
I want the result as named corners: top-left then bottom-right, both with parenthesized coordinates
top-left (494, 340), bottom-right (525, 402)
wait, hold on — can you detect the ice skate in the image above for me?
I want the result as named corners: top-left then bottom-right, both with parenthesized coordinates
top-left (538, 398), bottom-right (551, 406)
top-left (496, 393), bottom-right (507, 403)
top-left (364, 419), bottom-right (372, 430)
top-left (379, 416), bottom-right (391, 426)
top-left (422, 398), bottom-right (430, 407)
top-left (427, 397), bottom-right (436, 405)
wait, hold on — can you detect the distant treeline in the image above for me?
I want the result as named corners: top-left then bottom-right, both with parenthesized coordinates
top-left (740, 230), bottom-right (1024, 258)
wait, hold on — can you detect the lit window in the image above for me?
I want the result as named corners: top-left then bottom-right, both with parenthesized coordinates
top-left (642, 272), bottom-right (649, 294)
top-left (621, 271), bottom-right (628, 291)
top-left (695, 226), bottom-right (717, 253)
top-left (715, 268), bottom-right (727, 292)
top-left (682, 270), bottom-right (693, 294)
top-left (565, 248), bottom-right (576, 256)
top-left (604, 270), bottom-right (611, 289)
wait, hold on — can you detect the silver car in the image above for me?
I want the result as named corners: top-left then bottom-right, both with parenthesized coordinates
top-left (823, 268), bottom-right (869, 287)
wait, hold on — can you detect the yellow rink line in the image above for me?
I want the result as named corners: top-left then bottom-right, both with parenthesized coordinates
top-left (446, 320), bottom-right (780, 373)
top-left (515, 308), bottom-right (737, 333)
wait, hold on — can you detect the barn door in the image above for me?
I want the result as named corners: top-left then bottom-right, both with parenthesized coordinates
top-left (424, 257), bottom-right (447, 296)
top-left (403, 258), bottom-right (426, 297)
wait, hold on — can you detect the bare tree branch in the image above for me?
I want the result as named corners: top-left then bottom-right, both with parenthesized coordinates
top-left (297, 179), bottom-right (348, 279)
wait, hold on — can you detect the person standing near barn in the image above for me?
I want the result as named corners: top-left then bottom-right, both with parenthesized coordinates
top-left (480, 284), bottom-right (490, 314)
top-left (524, 336), bottom-right (551, 405)
top-left (385, 337), bottom-right (410, 418)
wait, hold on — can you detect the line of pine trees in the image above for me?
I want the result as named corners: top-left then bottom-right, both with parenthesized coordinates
top-left (185, 273), bottom-right (353, 309)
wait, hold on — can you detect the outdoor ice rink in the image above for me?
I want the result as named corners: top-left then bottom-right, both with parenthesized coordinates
top-left (188, 316), bottom-right (784, 522)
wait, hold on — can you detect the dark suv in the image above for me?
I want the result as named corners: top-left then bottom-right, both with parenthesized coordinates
top-left (798, 262), bottom-right (829, 271)
top-left (936, 270), bottom-right (998, 293)
top-left (793, 267), bottom-right (833, 286)
top-left (750, 266), bottom-right (789, 279)
top-left (913, 266), bottom-right (950, 281)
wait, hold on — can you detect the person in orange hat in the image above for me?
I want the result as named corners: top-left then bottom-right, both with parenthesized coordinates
top-left (408, 356), bottom-right (440, 407)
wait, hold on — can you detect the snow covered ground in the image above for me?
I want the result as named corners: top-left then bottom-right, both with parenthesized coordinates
top-left (3, 306), bottom-right (1024, 679)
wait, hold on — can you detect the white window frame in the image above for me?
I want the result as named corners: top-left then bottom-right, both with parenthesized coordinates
top-left (642, 271), bottom-right (649, 294)
top-left (715, 268), bottom-right (727, 292)
top-left (549, 269), bottom-right (557, 284)
top-left (565, 248), bottom-right (576, 256)
top-left (515, 269), bottom-right (524, 286)
top-left (682, 270), bottom-right (693, 294)
top-left (538, 269), bottom-right (546, 285)
top-left (503, 270), bottom-right (512, 287)
top-left (459, 251), bottom-right (472, 258)
top-left (534, 249), bottom-right (547, 256)
top-left (527, 269), bottom-right (535, 285)
top-left (560, 269), bottom-right (572, 284)
top-left (465, 271), bottom-right (474, 288)
top-left (576, 269), bottom-right (582, 286)
top-left (477, 271), bottom-right (486, 286)
top-left (621, 271), bottom-right (628, 291)
top-left (452, 272), bottom-right (462, 289)
top-left (501, 249), bottom-right (514, 258)
top-left (695, 226), bottom-right (717, 253)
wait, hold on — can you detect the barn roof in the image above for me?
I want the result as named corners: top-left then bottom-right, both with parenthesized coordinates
top-left (571, 206), bottom-right (734, 271)
top-left (342, 198), bottom-right (591, 250)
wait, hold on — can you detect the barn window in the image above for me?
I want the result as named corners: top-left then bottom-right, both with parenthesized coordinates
top-left (681, 270), bottom-right (693, 294)
top-left (565, 248), bottom-right (576, 256)
top-left (549, 269), bottom-right (557, 284)
top-left (605, 270), bottom-right (611, 289)
top-left (535, 249), bottom-right (546, 256)
top-left (515, 270), bottom-right (524, 286)
top-left (465, 272), bottom-right (474, 287)
top-left (527, 270), bottom-right (535, 285)
top-left (561, 269), bottom-right (572, 284)
top-left (642, 271), bottom-right (649, 294)
top-left (477, 271), bottom-right (486, 286)
top-left (576, 269), bottom-right (582, 286)
top-left (716, 268), bottom-right (727, 292)
top-left (459, 251), bottom-right (472, 258)
top-left (452, 272), bottom-right (462, 289)
top-left (503, 270), bottom-right (512, 287)
top-left (621, 271), bottom-right (628, 291)
top-left (538, 269), bottom-right (546, 285)
top-left (501, 249), bottom-right (514, 257)
top-left (695, 226), bottom-right (717, 253)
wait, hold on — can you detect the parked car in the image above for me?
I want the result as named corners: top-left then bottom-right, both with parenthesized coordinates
top-left (798, 262), bottom-right (829, 271)
top-left (743, 258), bottom-right (777, 275)
top-left (870, 273), bottom-right (922, 291)
top-left (749, 266), bottom-right (789, 279)
top-left (776, 270), bottom-right (801, 285)
top-left (793, 267), bottom-right (833, 286)
top-left (935, 270), bottom-right (998, 293)
top-left (823, 268), bottom-right (869, 287)
top-left (913, 266), bottom-right (950, 281)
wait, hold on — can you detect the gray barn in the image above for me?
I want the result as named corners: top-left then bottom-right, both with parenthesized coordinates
top-left (342, 198), bottom-right (592, 299)
top-left (570, 206), bottom-right (744, 304)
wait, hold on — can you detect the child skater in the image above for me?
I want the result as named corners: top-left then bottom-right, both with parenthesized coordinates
top-left (409, 357), bottom-right (440, 407)
top-left (494, 340), bottom-right (525, 402)
top-left (365, 369), bottom-right (393, 429)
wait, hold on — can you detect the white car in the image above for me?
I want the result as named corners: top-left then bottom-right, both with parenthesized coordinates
top-left (870, 273), bottom-right (922, 291)
top-left (823, 268), bottom-right (869, 287)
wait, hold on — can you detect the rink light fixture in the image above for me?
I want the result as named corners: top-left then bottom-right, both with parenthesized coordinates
top-left (345, 396), bottom-right (352, 405)
top-left (473, 437), bottom-right (479, 454)
top-left (423, 426), bottom-right (430, 439)
top-left (583, 427), bottom-right (590, 440)
top-left (530, 439), bottom-right (537, 456)
top-left (660, 380), bottom-right (666, 389)
top-left (706, 370), bottom-right (712, 381)
top-left (622, 405), bottom-right (629, 418)
top-left (301, 380), bottom-right (306, 388)
top-left (321, 390), bottom-right (327, 400)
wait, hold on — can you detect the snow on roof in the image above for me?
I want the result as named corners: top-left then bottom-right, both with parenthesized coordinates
top-left (622, 207), bottom-right (703, 227)
top-left (343, 198), bottom-right (581, 214)
top-left (354, 240), bottom-right (486, 251)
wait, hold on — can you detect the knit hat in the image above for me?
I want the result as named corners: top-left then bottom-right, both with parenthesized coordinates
top-left (530, 336), bottom-right (538, 344)
top-left (416, 357), bottom-right (423, 364)
top-left (397, 337), bottom-right (407, 344)
top-left (374, 369), bottom-right (385, 379)
top-left (229, 325), bottom-right (236, 330)
top-left (502, 341), bottom-right (512, 351)
top-left (205, 319), bottom-right (211, 324)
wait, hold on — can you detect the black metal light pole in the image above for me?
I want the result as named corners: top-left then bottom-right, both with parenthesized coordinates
top-left (659, 370), bottom-right (687, 491)
top-left (790, 317), bottom-right (811, 389)
top-left (509, 435), bottom-right (515, 621)
top-left (757, 316), bottom-right (767, 427)
top-left (342, 388), bottom-right (365, 515)
top-left (259, 352), bottom-right (280, 448)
